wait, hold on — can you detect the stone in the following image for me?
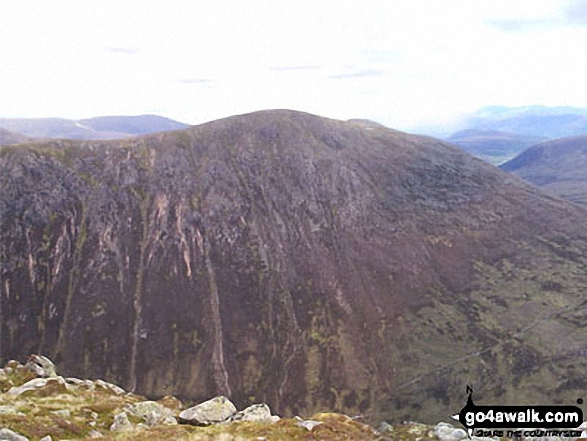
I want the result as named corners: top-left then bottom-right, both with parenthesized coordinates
top-left (179, 396), bottom-right (237, 425)
top-left (231, 404), bottom-right (274, 423)
top-left (110, 412), bottom-right (133, 432)
top-left (126, 401), bottom-right (177, 426)
top-left (7, 376), bottom-right (69, 397)
top-left (434, 422), bottom-right (468, 441)
top-left (0, 405), bottom-right (24, 416)
top-left (377, 421), bottom-right (393, 433)
top-left (88, 431), bottom-right (102, 438)
top-left (39, 436), bottom-right (52, 441)
top-left (65, 378), bottom-right (94, 390)
top-left (93, 379), bottom-right (125, 395)
top-left (51, 409), bottom-right (71, 418)
top-left (295, 419), bottom-right (322, 431)
top-left (24, 355), bottom-right (56, 378)
top-left (0, 428), bottom-right (29, 441)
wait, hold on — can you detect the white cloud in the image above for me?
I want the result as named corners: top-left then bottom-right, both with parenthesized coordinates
top-left (0, 0), bottom-right (585, 130)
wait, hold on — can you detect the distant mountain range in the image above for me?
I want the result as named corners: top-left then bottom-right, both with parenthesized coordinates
top-left (433, 106), bottom-right (587, 164)
top-left (501, 134), bottom-right (587, 205)
top-left (0, 115), bottom-right (190, 140)
top-left (446, 129), bottom-right (547, 165)
top-left (2, 110), bottom-right (586, 423)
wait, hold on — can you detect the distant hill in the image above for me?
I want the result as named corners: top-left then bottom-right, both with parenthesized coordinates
top-left (78, 115), bottom-right (190, 135)
top-left (500, 134), bottom-right (587, 204)
top-left (0, 127), bottom-right (31, 145)
top-left (2, 110), bottom-right (586, 423)
top-left (0, 115), bottom-right (190, 140)
top-left (447, 129), bottom-right (548, 165)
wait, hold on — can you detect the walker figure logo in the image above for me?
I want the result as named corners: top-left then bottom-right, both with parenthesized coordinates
top-left (450, 386), bottom-right (583, 439)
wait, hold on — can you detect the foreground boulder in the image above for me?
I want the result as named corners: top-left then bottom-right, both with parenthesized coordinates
top-left (0, 428), bottom-right (29, 441)
top-left (178, 396), bottom-right (237, 425)
top-left (7, 377), bottom-right (69, 397)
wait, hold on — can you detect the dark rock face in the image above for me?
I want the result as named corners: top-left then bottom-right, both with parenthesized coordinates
top-left (1, 110), bottom-right (586, 423)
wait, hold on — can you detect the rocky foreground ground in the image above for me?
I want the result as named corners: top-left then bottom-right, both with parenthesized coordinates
top-left (0, 356), bottom-right (585, 441)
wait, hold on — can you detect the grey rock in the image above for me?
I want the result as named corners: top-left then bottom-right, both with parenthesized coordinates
top-left (231, 404), bottom-right (274, 423)
top-left (39, 436), bottom-right (52, 441)
top-left (0, 428), bottom-right (29, 441)
top-left (295, 419), bottom-right (322, 431)
top-left (88, 430), bottom-right (102, 438)
top-left (126, 401), bottom-right (177, 426)
top-left (7, 376), bottom-right (69, 397)
top-left (435, 422), bottom-right (468, 441)
top-left (0, 405), bottom-right (24, 416)
top-left (110, 412), bottom-right (132, 432)
top-left (24, 354), bottom-right (57, 377)
top-left (94, 379), bottom-right (125, 395)
top-left (51, 409), bottom-right (71, 418)
top-left (377, 421), bottom-right (393, 433)
top-left (179, 396), bottom-right (237, 425)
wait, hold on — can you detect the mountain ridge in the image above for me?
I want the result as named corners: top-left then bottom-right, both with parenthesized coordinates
top-left (0, 114), bottom-right (190, 140)
top-left (1, 109), bottom-right (586, 423)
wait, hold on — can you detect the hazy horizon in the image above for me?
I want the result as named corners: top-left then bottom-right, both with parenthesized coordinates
top-left (1, 0), bottom-right (587, 132)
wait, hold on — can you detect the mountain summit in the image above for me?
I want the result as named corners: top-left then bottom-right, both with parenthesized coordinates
top-left (1, 110), bottom-right (586, 423)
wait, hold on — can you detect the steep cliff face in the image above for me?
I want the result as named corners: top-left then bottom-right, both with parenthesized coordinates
top-left (1, 110), bottom-right (586, 423)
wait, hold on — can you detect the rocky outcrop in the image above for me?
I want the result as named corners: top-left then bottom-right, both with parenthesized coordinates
top-left (0, 428), bottom-right (28, 441)
top-left (179, 396), bottom-right (237, 425)
top-left (2, 110), bottom-right (587, 423)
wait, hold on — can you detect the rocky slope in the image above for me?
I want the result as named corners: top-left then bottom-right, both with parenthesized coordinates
top-left (1, 357), bottom-right (584, 440)
top-left (500, 135), bottom-right (587, 205)
top-left (1, 110), bottom-right (587, 424)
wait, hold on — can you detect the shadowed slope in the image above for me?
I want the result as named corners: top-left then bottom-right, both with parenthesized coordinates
top-left (501, 134), bottom-right (587, 205)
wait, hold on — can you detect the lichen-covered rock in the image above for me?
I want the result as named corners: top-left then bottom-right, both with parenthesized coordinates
top-left (179, 396), bottom-right (237, 425)
top-left (65, 377), bottom-right (95, 390)
top-left (110, 411), bottom-right (133, 431)
top-left (377, 421), bottom-right (393, 433)
top-left (435, 422), bottom-right (468, 441)
top-left (93, 379), bottom-right (125, 395)
top-left (39, 436), bottom-right (52, 441)
top-left (232, 403), bottom-right (275, 423)
top-left (157, 395), bottom-right (184, 412)
top-left (0, 428), bottom-right (29, 441)
top-left (0, 405), bottom-right (24, 416)
top-left (126, 400), bottom-right (177, 426)
top-left (24, 355), bottom-right (56, 378)
top-left (7, 376), bottom-right (69, 397)
top-left (295, 417), bottom-right (322, 431)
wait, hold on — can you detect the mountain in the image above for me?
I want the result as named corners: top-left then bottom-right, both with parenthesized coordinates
top-left (500, 134), bottom-right (587, 205)
top-left (446, 129), bottom-right (548, 165)
top-left (459, 106), bottom-right (587, 139)
top-left (0, 128), bottom-right (31, 146)
top-left (77, 115), bottom-right (190, 135)
top-left (0, 115), bottom-right (190, 140)
top-left (1, 110), bottom-right (586, 424)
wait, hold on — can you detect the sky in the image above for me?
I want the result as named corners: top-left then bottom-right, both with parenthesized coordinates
top-left (1, 0), bottom-right (587, 131)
